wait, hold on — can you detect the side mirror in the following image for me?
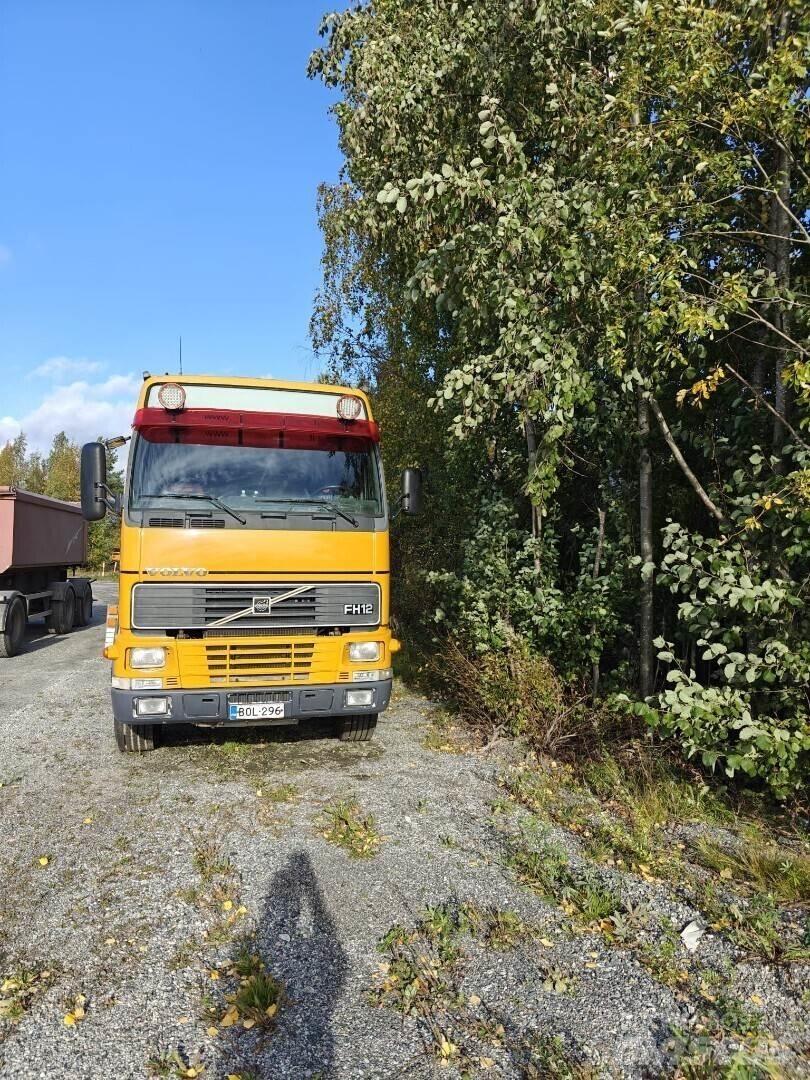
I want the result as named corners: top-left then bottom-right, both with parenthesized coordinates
top-left (81, 442), bottom-right (108, 521)
top-left (402, 467), bottom-right (423, 515)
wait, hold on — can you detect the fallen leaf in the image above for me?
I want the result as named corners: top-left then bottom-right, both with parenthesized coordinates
top-left (236, 905), bottom-right (247, 916)
top-left (479, 1058), bottom-right (495, 1069)
top-left (539, 937), bottom-right (554, 948)
top-left (242, 1018), bottom-right (256, 1029)
top-left (209, 970), bottom-right (220, 980)
top-left (83, 817), bottom-right (93, 825)
top-left (468, 994), bottom-right (481, 1006)
top-left (63, 1013), bottom-right (76, 1027)
top-left (38, 856), bottom-right (49, 867)
top-left (220, 1005), bottom-right (239, 1028)
top-left (266, 1003), bottom-right (278, 1018)
top-left (206, 1026), bottom-right (219, 1037)
top-left (222, 900), bottom-right (233, 912)
top-left (104, 938), bottom-right (117, 946)
top-left (177, 1016), bottom-right (190, 1024)
top-left (719, 867), bottom-right (734, 880)
top-left (750, 993), bottom-right (763, 1006)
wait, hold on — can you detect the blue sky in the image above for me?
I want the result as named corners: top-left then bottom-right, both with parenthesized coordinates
top-left (0, 0), bottom-right (343, 451)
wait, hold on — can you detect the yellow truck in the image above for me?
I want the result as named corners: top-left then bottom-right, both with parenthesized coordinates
top-left (80, 374), bottom-right (421, 752)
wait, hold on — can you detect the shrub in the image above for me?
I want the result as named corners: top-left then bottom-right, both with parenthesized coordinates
top-left (436, 637), bottom-right (591, 754)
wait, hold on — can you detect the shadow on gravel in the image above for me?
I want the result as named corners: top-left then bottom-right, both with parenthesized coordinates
top-left (16, 610), bottom-right (105, 656)
top-left (215, 850), bottom-right (348, 1078)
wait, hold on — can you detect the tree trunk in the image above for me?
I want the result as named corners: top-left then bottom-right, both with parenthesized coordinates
top-left (591, 507), bottom-right (606, 698)
top-left (769, 10), bottom-right (792, 468)
top-left (637, 387), bottom-right (655, 699)
top-left (524, 415), bottom-right (542, 573)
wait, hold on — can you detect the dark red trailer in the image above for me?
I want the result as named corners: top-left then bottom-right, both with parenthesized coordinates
top-left (0, 487), bottom-right (93, 657)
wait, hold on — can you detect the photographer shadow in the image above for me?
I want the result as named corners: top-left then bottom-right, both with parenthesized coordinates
top-left (215, 849), bottom-right (348, 1079)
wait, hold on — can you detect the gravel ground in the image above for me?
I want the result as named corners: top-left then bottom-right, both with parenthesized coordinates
top-left (0, 584), bottom-right (807, 1079)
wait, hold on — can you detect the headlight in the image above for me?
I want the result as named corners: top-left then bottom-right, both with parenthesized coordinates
top-left (129, 647), bottom-right (166, 669)
top-left (349, 641), bottom-right (381, 662)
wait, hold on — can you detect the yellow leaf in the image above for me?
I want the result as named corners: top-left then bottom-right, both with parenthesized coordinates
top-left (177, 1016), bottom-right (190, 1024)
top-left (242, 1018), bottom-right (256, 1029)
top-left (539, 937), bottom-right (554, 947)
top-left (750, 993), bottom-right (763, 1006)
top-left (266, 1003), bottom-right (278, 1018)
top-left (719, 867), bottom-right (733, 880)
top-left (256, 789), bottom-right (263, 797)
top-left (63, 1013), bottom-right (76, 1027)
top-left (38, 856), bottom-right (49, 867)
top-left (206, 1027), bottom-right (219, 1038)
top-left (480, 1059), bottom-right (495, 1070)
top-left (104, 938), bottom-right (117, 946)
top-left (236, 905), bottom-right (247, 916)
top-left (222, 900), bottom-right (233, 911)
top-left (468, 994), bottom-right (481, 1006)
top-left (220, 1006), bottom-right (239, 1028)
top-left (209, 970), bottom-right (220, 980)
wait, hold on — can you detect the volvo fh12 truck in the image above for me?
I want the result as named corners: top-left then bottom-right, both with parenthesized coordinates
top-left (80, 374), bottom-right (421, 752)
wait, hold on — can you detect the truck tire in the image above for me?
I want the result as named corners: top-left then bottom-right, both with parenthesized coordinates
top-left (339, 714), bottom-right (378, 742)
top-left (47, 586), bottom-right (75, 636)
top-left (75, 588), bottom-right (93, 627)
top-left (0, 598), bottom-right (26, 658)
top-left (114, 718), bottom-right (157, 753)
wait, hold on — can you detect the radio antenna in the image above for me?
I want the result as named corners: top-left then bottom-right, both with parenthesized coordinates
top-left (179, 335), bottom-right (183, 374)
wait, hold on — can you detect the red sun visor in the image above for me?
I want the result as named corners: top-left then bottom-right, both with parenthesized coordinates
top-left (133, 408), bottom-right (380, 449)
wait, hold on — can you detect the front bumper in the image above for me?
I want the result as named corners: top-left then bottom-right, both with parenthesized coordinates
top-left (111, 679), bottom-right (392, 727)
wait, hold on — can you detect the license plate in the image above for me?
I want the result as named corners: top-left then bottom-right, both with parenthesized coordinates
top-left (228, 702), bottom-right (286, 721)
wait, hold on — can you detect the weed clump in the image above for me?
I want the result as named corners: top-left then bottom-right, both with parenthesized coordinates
top-left (316, 798), bottom-right (382, 858)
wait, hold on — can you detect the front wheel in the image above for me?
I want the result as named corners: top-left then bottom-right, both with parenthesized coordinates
top-left (114, 718), bottom-right (157, 753)
top-left (339, 714), bottom-right (378, 742)
top-left (0, 598), bottom-right (26, 658)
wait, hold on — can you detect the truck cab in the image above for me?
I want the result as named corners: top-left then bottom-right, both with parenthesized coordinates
top-left (81, 374), bottom-right (420, 752)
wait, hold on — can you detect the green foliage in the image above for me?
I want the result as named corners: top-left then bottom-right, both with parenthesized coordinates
top-left (309, 0), bottom-right (809, 798)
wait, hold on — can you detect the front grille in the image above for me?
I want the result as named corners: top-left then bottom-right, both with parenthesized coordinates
top-left (132, 582), bottom-right (380, 630)
top-left (227, 690), bottom-right (292, 703)
top-left (205, 641), bottom-right (314, 683)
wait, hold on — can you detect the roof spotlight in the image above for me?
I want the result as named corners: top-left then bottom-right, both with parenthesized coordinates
top-left (336, 395), bottom-right (363, 421)
top-left (157, 383), bottom-right (186, 411)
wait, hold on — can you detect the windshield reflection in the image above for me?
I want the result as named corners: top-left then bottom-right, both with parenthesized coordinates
top-left (129, 438), bottom-right (383, 516)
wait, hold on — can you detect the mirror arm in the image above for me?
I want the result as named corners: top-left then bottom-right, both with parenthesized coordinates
top-left (390, 495), bottom-right (404, 521)
top-left (97, 482), bottom-right (121, 517)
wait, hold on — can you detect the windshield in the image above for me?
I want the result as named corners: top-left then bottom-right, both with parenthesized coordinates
top-left (129, 437), bottom-right (383, 517)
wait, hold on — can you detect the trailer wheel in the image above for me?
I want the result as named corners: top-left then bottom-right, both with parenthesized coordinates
top-left (75, 589), bottom-right (93, 627)
top-left (114, 718), bottom-right (157, 753)
top-left (47, 587), bottom-right (76, 635)
top-left (339, 714), bottom-right (378, 742)
top-left (0, 598), bottom-right (26, 659)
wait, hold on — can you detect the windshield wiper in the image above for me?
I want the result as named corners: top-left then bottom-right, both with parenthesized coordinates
top-left (141, 492), bottom-right (246, 525)
top-left (255, 498), bottom-right (359, 528)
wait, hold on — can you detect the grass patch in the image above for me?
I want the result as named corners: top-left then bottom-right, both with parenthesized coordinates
top-left (508, 841), bottom-right (621, 927)
top-left (422, 709), bottom-right (476, 754)
top-left (192, 840), bottom-right (233, 883)
top-left (691, 833), bottom-right (810, 904)
top-left (0, 967), bottom-right (57, 1024)
top-left (316, 798), bottom-right (382, 858)
top-left (257, 782), bottom-right (299, 803)
top-left (523, 1034), bottom-right (599, 1079)
top-left (233, 969), bottom-right (284, 1027)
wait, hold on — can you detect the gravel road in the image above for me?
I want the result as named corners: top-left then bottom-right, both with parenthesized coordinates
top-left (0, 585), bottom-right (806, 1079)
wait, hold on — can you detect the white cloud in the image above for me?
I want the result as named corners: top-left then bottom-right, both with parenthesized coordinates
top-left (0, 245), bottom-right (11, 266)
top-left (0, 416), bottom-right (22, 445)
top-left (32, 356), bottom-right (104, 380)
top-left (2, 374), bottom-right (142, 453)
